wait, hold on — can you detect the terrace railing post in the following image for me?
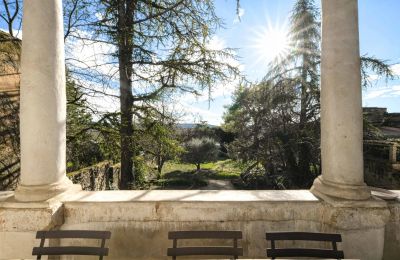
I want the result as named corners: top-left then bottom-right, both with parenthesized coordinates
top-left (311, 0), bottom-right (371, 200)
top-left (15, 0), bottom-right (76, 201)
top-left (389, 144), bottom-right (397, 164)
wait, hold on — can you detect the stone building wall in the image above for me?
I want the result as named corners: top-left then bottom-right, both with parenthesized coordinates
top-left (363, 107), bottom-right (400, 129)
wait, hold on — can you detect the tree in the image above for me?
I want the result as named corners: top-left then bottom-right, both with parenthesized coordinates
top-left (66, 78), bottom-right (106, 171)
top-left (265, 0), bottom-right (321, 186)
top-left (82, 0), bottom-right (239, 189)
top-left (136, 105), bottom-right (184, 178)
top-left (225, 0), bottom-right (395, 189)
top-left (265, 0), bottom-right (394, 187)
top-left (182, 137), bottom-right (218, 170)
top-left (224, 81), bottom-right (298, 188)
top-left (0, 0), bottom-right (21, 38)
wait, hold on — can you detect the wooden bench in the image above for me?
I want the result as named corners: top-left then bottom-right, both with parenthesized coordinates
top-left (32, 230), bottom-right (111, 260)
top-left (167, 231), bottom-right (243, 259)
top-left (266, 232), bottom-right (344, 259)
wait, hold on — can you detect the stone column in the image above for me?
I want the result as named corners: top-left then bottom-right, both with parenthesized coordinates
top-left (311, 0), bottom-right (370, 200)
top-left (15, 0), bottom-right (74, 201)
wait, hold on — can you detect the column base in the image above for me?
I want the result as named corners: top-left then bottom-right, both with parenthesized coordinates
top-left (311, 176), bottom-right (371, 201)
top-left (14, 176), bottom-right (79, 202)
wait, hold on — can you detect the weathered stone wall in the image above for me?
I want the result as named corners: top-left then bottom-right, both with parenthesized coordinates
top-left (385, 114), bottom-right (400, 128)
top-left (68, 161), bottom-right (120, 191)
top-left (383, 198), bottom-right (400, 260)
top-left (0, 92), bottom-right (20, 190)
top-left (1, 190), bottom-right (398, 260)
top-left (363, 107), bottom-right (400, 128)
top-left (364, 107), bottom-right (388, 126)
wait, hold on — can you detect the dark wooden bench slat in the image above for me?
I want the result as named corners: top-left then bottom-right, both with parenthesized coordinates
top-left (266, 232), bottom-right (342, 242)
top-left (267, 248), bottom-right (344, 258)
top-left (168, 231), bottom-right (242, 239)
top-left (167, 247), bottom-right (243, 256)
top-left (32, 246), bottom-right (109, 256)
top-left (33, 230), bottom-right (111, 260)
top-left (168, 231), bottom-right (243, 259)
top-left (36, 230), bottom-right (111, 239)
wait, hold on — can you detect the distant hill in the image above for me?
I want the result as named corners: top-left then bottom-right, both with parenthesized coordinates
top-left (177, 123), bottom-right (218, 129)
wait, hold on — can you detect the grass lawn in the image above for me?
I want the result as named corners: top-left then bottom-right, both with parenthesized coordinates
top-left (201, 160), bottom-right (242, 179)
top-left (153, 159), bottom-right (243, 189)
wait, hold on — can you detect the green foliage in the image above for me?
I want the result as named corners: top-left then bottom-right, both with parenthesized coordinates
top-left (157, 170), bottom-right (208, 189)
top-left (224, 0), bottom-right (395, 189)
top-left (136, 112), bottom-right (184, 178)
top-left (162, 159), bottom-right (241, 179)
top-left (156, 159), bottom-right (242, 189)
top-left (75, 0), bottom-right (240, 188)
top-left (224, 81), bottom-right (303, 187)
top-left (132, 155), bottom-right (150, 188)
top-left (201, 159), bottom-right (242, 179)
top-left (66, 79), bottom-right (104, 171)
top-left (181, 137), bottom-right (219, 170)
top-left (66, 78), bottom-right (121, 172)
top-left (178, 123), bottom-right (234, 159)
top-left (360, 55), bottom-right (395, 88)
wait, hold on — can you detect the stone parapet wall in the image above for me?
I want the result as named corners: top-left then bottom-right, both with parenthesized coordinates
top-left (383, 191), bottom-right (400, 260)
top-left (0, 190), bottom-right (399, 260)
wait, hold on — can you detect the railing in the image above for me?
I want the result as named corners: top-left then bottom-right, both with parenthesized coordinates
top-left (364, 140), bottom-right (399, 164)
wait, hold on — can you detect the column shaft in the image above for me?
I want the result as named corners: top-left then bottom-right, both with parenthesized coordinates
top-left (15, 0), bottom-right (73, 201)
top-left (311, 0), bottom-right (370, 200)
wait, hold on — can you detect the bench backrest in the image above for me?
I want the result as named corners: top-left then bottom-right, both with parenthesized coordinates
top-left (32, 230), bottom-right (111, 260)
top-left (167, 231), bottom-right (243, 259)
top-left (266, 232), bottom-right (344, 259)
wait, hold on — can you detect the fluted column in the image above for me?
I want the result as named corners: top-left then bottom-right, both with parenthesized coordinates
top-left (15, 0), bottom-right (74, 201)
top-left (311, 0), bottom-right (370, 200)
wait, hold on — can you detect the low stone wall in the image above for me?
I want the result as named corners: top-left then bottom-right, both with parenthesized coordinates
top-left (68, 161), bottom-right (120, 191)
top-left (0, 190), bottom-right (399, 260)
top-left (384, 197), bottom-right (400, 260)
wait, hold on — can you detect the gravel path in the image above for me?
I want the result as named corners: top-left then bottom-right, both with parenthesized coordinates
top-left (200, 179), bottom-right (235, 190)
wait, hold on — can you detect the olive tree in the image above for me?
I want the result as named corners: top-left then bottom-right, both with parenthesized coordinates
top-left (181, 137), bottom-right (218, 170)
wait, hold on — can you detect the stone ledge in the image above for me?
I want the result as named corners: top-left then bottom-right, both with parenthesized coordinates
top-left (62, 189), bottom-right (320, 203)
top-left (0, 190), bottom-right (398, 260)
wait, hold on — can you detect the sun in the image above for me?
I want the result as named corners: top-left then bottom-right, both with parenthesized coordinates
top-left (251, 20), bottom-right (290, 64)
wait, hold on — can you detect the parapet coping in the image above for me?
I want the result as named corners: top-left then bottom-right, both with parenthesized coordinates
top-left (63, 190), bottom-right (319, 203)
top-left (1, 190), bottom-right (399, 208)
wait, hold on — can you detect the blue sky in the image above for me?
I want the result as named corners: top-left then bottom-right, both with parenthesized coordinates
top-left (2, 1), bottom-right (399, 125)
top-left (186, 0), bottom-right (400, 125)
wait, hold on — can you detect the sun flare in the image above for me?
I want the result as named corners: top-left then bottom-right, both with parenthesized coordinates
top-left (251, 21), bottom-right (290, 64)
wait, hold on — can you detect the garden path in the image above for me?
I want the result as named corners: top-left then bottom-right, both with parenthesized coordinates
top-left (200, 179), bottom-right (235, 190)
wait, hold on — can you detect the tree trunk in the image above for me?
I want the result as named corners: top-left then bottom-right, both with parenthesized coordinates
top-left (156, 155), bottom-right (164, 179)
top-left (118, 0), bottom-right (135, 189)
top-left (196, 163), bottom-right (201, 171)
